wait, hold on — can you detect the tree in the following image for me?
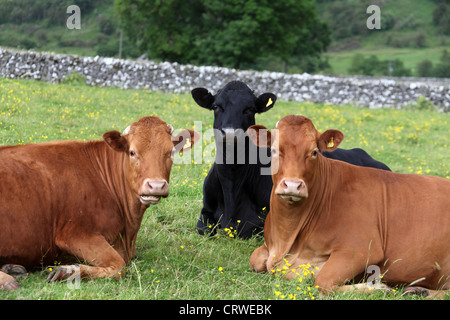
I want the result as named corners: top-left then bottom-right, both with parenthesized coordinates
top-left (349, 54), bottom-right (381, 76)
top-left (114, 0), bottom-right (203, 64)
top-left (348, 54), bottom-right (411, 77)
top-left (433, 49), bottom-right (450, 78)
top-left (114, 0), bottom-right (329, 69)
top-left (417, 60), bottom-right (434, 77)
top-left (432, 2), bottom-right (450, 35)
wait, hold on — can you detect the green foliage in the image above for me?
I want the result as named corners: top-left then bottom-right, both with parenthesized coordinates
top-left (114, 0), bottom-right (330, 69)
top-left (0, 0), bottom-right (447, 76)
top-left (61, 71), bottom-right (87, 85)
top-left (417, 59), bottom-right (434, 77)
top-left (96, 35), bottom-right (140, 59)
top-left (99, 15), bottom-right (117, 35)
top-left (321, 0), bottom-right (370, 41)
top-left (114, 0), bottom-right (201, 64)
top-left (0, 0), bottom-right (101, 24)
top-left (348, 54), bottom-right (411, 76)
top-left (406, 95), bottom-right (438, 111)
top-left (416, 49), bottom-right (450, 77)
top-left (433, 2), bottom-right (450, 35)
top-left (318, 0), bottom-right (439, 43)
top-left (434, 49), bottom-right (450, 77)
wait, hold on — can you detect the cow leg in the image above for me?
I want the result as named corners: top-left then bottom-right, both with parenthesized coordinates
top-left (402, 287), bottom-right (450, 299)
top-left (48, 233), bottom-right (126, 282)
top-left (249, 244), bottom-right (269, 273)
top-left (1, 264), bottom-right (28, 280)
top-left (197, 209), bottom-right (218, 236)
top-left (337, 282), bottom-right (392, 294)
top-left (197, 166), bottom-right (222, 236)
top-left (314, 251), bottom-right (380, 295)
top-left (0, 264), bottom-right (27, 290)
top-left (0, 271), bottom-right (21, 291)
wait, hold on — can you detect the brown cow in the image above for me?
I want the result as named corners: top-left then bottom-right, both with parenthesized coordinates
top-left (248, 115), bottom-right (450, 298)
top-left (0, 116), bottom-right (197, 290)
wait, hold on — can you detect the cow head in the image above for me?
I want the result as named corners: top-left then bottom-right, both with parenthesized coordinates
top-left (248, 115), bottom-right (344, 203)
top-left (191, 81), bottom-right (276, 143)
top-left (102, 116), bottom-right (198, 205)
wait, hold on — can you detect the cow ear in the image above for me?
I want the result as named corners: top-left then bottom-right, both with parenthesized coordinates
top-left (318, 129), bottom-right (344, 151)
top-left (191, 88), bottom-right (214, 110)
top-left (172, 129), bottom-right (200, 154)
top-left (103, 130), bottom-right (129, 152)
top-left (247, 125), bottom-right (272, 147)
top-left (255, 93), bottom-right (277, 113)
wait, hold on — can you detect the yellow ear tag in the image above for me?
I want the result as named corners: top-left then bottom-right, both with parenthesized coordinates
top-left (266, 97), bottom-right (273, 108)
top-left (327, 137), bottom-right (334, 148)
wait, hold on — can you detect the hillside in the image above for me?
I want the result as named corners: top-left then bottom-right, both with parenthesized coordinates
top-left (0, 0), bottom-right (139, 59)
top-left (0, 0), bottom-right (448, 77)
top-left (317, 0), bottom-right (450, 76)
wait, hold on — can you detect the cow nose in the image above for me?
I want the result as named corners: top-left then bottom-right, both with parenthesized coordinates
top-left (221, 128), bottom-right (236, 140)
top-left (146, 179), bottom-right (169, 196)
top-left (219, 128), bottom-right (246, 143)
top-left (280, 179), bottom-right (304, 195)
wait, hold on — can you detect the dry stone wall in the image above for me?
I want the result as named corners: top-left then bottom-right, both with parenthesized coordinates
top-left (1, 47), bottom-right (449, 112)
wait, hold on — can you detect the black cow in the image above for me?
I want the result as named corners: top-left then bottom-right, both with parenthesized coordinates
top-left (192, 80), bottom-right (391, 239)
top-left (322, 148), bottom-right (391, 171)
top-left (192, 81), bottom-right (274, 238)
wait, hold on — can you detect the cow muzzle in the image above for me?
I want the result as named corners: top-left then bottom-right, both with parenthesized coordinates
top-left (218, 128), bottom-right (245, 143)
top-left (275, 179), bottom-right (308, 202)
top-left (139, 179), bottom-right (169, 205)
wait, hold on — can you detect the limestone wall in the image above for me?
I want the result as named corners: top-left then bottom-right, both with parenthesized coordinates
top-left (1, 47), bottom-right (449, 111)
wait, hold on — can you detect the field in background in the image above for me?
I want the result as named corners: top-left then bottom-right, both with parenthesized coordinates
top-left (0, 77), bottom-right (449, 300)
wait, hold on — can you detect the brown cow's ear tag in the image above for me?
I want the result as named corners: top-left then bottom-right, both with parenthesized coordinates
top-left (172, 129), bottom-right (199, 154)
top-left (319, 130), bottom-right (343, 151)
top-left (327, 137), bottom-right (334, 148)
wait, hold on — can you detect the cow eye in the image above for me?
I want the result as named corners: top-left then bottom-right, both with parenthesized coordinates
top-left (311, 150), bottom-right (318, 158)
top-left (130, 150), bottom-right (136, 157)
top-left (213, 105), bottom-right (223, 112)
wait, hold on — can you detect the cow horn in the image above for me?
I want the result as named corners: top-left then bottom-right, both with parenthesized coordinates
top-left (275, 120), bottom-right (279, 128)
top-left (167, 124), bottom-right (174, 135)
top-left (122, 125), bottom-right (131, 136)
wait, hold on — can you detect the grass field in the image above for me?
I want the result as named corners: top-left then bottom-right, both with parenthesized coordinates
top-left (0, 77), bottom-right (449, 300)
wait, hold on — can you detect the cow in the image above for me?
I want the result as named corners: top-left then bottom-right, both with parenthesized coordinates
top-left (0, 116), bottom-right (198, 290)
top-left (191, 80), bottom-right (391, 239)
top-left (191, 81), bottom-right (275, 239)
top-left (248, 115), bottom-right (450, 298)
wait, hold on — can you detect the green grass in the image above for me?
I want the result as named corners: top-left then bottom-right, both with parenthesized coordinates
top-left (0, 77), bottom-right (449, 300)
